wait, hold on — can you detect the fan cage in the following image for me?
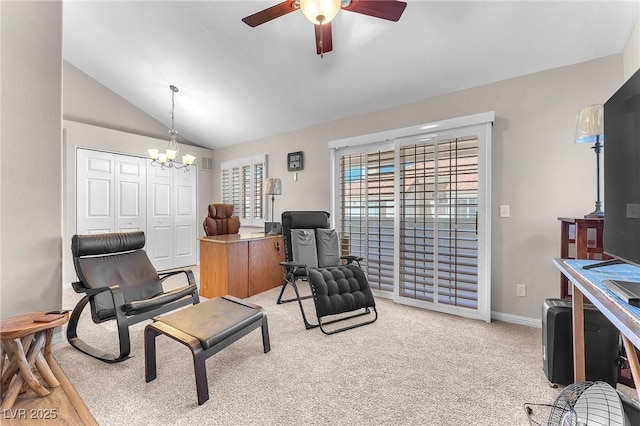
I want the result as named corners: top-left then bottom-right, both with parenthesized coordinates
top-left (547, 381), bottom-right (626, 426)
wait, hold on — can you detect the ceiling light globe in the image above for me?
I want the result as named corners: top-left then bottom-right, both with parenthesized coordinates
top-left (300, 0), bottom-right (341, 25)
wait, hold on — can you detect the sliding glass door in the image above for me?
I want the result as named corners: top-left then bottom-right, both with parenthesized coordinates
top-left (331, 114), bottom-right (492, 321)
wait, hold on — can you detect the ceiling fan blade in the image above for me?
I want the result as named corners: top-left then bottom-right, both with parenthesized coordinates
top-left (242, 0), bottom-right (298, 27)
top-left (343, 0), bottom-right (407, 22)
top-left (314, 23), bottom-right (333, 56)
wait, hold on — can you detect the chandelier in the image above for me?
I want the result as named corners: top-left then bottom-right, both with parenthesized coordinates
top-left (147, 85), bottom-right (196, 170)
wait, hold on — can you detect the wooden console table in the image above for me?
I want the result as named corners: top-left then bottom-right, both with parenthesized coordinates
top-left (199, 233), bottom-right (284, 299)
top-left (0, 311), bottom-right (69, 412)
top-left (558, 217), bottom-right (610, 299)
top-left (554, 258), bottom-right (640, 399)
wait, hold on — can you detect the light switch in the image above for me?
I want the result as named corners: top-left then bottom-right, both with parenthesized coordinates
top-left (499, 205), bottom-right (510, 218)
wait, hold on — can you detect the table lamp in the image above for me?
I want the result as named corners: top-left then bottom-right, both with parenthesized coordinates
top-left (265, 177), bottom-right (282, 234)
top-left (575, 104), bottom-right (604, 217)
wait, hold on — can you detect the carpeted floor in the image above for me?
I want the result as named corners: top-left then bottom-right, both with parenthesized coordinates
top-left (55, 270), bottom-right (567, 425)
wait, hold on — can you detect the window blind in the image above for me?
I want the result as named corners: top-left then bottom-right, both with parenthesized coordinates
top-left (220, 154), bottom-right (267, 227)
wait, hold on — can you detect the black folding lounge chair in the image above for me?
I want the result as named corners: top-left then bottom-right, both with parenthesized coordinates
top-left (277, 211), bottom-right (377, 334)
top-left (68, 231), bottom-right (200, 363)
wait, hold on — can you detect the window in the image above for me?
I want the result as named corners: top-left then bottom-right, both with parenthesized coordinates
top-left (220, 154), bottom-right (267, 227)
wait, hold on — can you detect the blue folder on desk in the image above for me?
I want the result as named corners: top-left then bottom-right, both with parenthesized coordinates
top-left (603, 279), bottom-right (640, 307)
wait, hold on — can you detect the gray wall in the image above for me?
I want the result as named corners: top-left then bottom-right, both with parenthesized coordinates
top-left (1, 1), bottom-right (63, 319)
top-left (212, 55), bottom-right (627, 324)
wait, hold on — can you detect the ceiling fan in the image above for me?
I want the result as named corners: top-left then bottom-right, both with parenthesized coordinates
top-left (241, 0), bottom-right (407, 57)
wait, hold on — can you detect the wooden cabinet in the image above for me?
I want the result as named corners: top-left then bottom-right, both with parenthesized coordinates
top-left (199, 233), bottom-right (284, 299)
top-left (558, 217), bottom-right (610, 299)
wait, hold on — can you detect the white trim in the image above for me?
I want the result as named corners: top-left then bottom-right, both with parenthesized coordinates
top-left (328, 111), bottom-right (495, 149)
top-left (52, 330), bottom-right (65, 345)
top-left (491, 311), bottom-right (542, 328)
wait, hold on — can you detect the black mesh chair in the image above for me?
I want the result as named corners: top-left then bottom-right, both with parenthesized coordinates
top-left (277, 211), bottom-right (377, 335)
top-left (68, 231), bottom-right (200, 363)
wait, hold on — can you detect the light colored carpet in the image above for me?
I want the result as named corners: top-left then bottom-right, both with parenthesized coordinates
top-left (55, 270), bottom-right (566, 425)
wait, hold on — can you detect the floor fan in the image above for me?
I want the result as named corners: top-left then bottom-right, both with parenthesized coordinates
top-left (547, 381), bottom-right (629, 426)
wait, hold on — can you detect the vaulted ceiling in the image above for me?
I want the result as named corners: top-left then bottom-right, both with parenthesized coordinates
top-left (63, 1), bottom-right (639, 149)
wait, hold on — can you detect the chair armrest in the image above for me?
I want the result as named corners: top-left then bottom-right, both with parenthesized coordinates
top-left (341, 255), bottom-right (363, 264)
top-left (124, 284), bottom-right (197, 314)
top-left (159, 269), bottom-right (196, 287)
top-left (280, 261), bottom-right (306, 269)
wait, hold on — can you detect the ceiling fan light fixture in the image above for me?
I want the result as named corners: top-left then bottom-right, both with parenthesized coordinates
top-left (300, 0), bottom-right (341, 25)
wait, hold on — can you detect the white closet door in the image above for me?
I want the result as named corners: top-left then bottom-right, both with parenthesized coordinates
top-left (76, 149), bottom-right (115, 234)
top-left (115, 155), bottom-right (146, 232)
top-left (173, 167), bottom-right (197, 268)
top-left (147, 164), bottom-right (174, 271)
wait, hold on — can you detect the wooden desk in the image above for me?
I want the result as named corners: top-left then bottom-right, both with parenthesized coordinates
top-left (554, 258), bottom-right (640, 399)
top-left (558, 217), bottom-right (610, 299)
top-left (0, 311), bottom-right (69, 412)
top-left (199, 233), bottom-right (284, 299)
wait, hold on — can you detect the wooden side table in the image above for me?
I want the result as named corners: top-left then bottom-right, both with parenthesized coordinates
top-left (0, 311), bottom-right (69, 412)
top-left (558, 217), bottom-right (611, 299)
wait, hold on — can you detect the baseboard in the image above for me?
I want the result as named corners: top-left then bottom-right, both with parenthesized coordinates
top-left (491, 311), bottom-right (541, 328)
top-left (374, 290), bottom-right (542, 328)
top-left (53, 329), bottom-right (65, 345)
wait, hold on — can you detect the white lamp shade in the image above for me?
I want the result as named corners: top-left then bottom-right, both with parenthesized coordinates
top-left (265, 177), bottom-right (282, 195)
top-left (575, 104), bottom-right (604, 144)
top-left (166, 149), bottom-right (177, 160)
top-left (300, 0), bottom-right (341, 24)
top-left (147, 149), bottom-right (159, 160)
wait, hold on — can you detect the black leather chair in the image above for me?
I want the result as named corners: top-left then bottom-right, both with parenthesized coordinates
top-left (68, 231), bottom-right (200, 363)
top-left (277, 211), bottom-right (377, 335)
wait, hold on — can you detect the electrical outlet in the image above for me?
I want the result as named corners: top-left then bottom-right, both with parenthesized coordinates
top-left (516, 284), bottom-right (526, 297)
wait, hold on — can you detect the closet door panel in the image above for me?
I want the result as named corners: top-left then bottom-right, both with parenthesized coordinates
top-left (147, 165), bottom-right (174, 271)
top-left (115, 154), bottom-right (146, 233)
top-left (77, 149), bottom-right (115, 234)
top-left (173, 167), bottom-right (197, 267)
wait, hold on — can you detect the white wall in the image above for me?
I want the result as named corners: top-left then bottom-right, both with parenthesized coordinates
top-left (0, 1), bottom-right (63, 319)
top-left (623, 12), bottom-right (640, 80)
top-left (213, 55), bottom-right (625, 322)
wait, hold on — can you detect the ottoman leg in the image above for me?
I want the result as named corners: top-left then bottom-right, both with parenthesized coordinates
top-left (145, 325), bottom-right (159, 383)
top-left (192, 348), bottom-right (209, 405)
top-left (261, 315), bottom-right (271, 354)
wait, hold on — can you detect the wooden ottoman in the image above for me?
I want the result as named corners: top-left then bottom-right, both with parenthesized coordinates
top-left (144, 295), bottom-right (270, 405)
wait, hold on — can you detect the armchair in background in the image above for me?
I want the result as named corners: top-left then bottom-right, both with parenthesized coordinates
top-left (203, 203), bottom-right (241, 236)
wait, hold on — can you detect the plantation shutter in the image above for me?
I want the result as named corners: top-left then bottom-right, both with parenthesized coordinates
top-left (220, 155), bottom-right (267, 227)
top-left (399, 137), bottom-right (479, 308)
top-left (338, 148), bottom-right (395, 292)
top-left (254, 160), bottom-right (264, 219)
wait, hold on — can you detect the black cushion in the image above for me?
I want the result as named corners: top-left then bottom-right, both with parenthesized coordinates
top-left (308, 265), bottom-right (375, 318)
top-left (155, 297), bottom-right (264, 350)
top-left (72, 231), bottom-right (145, 257)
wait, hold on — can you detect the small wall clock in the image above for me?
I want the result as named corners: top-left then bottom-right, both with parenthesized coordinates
top-left (287, 151), bottom-right (303, 171)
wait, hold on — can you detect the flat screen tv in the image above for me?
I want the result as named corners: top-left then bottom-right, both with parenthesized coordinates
top-left (603, 67), bottom-right (640, 266)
